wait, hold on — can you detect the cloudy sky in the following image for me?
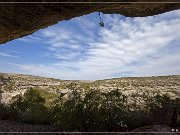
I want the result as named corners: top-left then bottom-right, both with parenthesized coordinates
top-left (0, 10), bottom-right (180, 80)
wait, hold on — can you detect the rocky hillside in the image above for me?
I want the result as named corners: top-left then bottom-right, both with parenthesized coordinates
top-left (0, 73), bottom-right (85, 104)
top-left (0, 72), bottom-right (180, 104)
top-left (92, 76), bottom-right (180, 102)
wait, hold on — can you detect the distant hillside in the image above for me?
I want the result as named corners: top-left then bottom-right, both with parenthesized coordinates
top-left (0, 73), bottom-right (180, 104)
top-left (92, 75), bottom-right (180, 97)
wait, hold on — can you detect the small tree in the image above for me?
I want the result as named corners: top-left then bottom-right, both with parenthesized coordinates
top-left (9, 88), bottom-right (48, 124)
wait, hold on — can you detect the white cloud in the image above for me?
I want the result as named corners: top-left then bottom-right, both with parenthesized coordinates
top-left (9, 63), bottom-right (80, 79)
top-left (0, 52), bottom-right (18, 58)
top-left (18, 35), bottom-right (42, 43)
top-left (12, 10), bottom-right (180, 80)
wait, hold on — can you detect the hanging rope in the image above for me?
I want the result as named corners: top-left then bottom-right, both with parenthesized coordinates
top-left (98, 12), bottom-right (104, 27)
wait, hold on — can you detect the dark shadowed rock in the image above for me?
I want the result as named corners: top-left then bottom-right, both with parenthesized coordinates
top-left (0, 0), bottom-right (180, 44)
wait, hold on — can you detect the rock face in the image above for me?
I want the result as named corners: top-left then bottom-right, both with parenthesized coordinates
top-left (0, 0), bottom-right (180, 44)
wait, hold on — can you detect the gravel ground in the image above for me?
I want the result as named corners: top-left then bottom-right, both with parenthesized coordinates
top-left (0, 120), bottom-right (61, 132)
top-left (0, 120), bottom-right (179, 135)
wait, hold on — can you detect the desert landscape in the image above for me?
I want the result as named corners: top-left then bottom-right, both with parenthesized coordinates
top-left (1, 73), bottom-right (180, 104)
top-left (0, 73), bottom-right (180, 132)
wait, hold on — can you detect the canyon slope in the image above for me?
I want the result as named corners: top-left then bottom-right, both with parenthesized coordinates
top-left (0, 72), bottom-right (180, 104)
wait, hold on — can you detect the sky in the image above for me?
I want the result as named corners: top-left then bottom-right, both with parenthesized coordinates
top-left (0, 10), bottom-right (180, 80)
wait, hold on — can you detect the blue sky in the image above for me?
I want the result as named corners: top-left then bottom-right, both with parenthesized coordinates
top-left (0, 10), bottom-right (180, 80)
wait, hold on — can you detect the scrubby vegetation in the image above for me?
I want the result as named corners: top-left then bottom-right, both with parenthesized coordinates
top-left (1, 83), bottom-right (179, 132)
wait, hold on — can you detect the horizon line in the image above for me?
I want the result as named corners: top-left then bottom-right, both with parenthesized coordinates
top-left (1, 72), bottom-right (180, 81)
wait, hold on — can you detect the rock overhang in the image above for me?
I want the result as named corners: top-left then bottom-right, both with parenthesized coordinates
top-left (0, 0), bottom-right (180, 44)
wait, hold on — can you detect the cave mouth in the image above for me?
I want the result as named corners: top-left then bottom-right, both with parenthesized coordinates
top-left (0, 10), bottom-right (180, 80)
top-left (1, 2), bottom-right (180, 44)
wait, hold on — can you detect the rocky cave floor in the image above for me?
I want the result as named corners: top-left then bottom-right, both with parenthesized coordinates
top-left (0, 120), bottom-right (180, 135)
top-left (0, 120), bottom-right (61, 133)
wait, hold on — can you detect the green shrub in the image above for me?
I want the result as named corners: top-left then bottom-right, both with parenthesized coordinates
top-left (147, 94), bottom-right (174, 125)
top-left (5, 85), bottom-right (179, 131)
top-left (0, 103), bottom-right (8, 120)
top-left (9, 88), bottom-right (49, 124)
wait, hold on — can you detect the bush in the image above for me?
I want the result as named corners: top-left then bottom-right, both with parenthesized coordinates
top-left (5, 85), bottom-right (179, 131)
top-left (9, 88), bottom-right (49, 124)
top-left (0, 103), bottom-right (8, 120)
top-left (51, 86), bottom-right (128, 131)
top-left (147, 94), bottom-right (174, 125)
